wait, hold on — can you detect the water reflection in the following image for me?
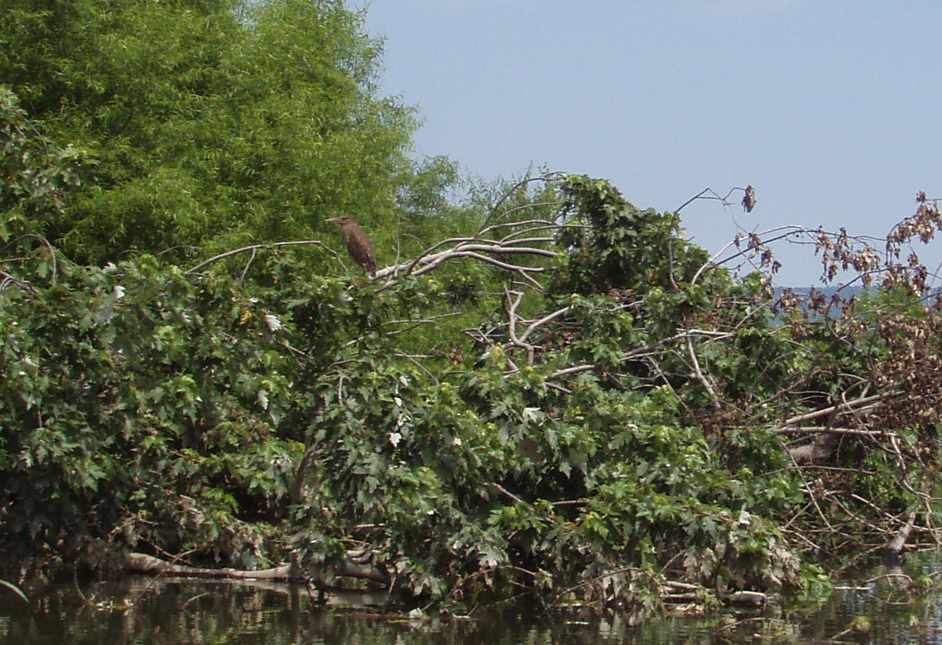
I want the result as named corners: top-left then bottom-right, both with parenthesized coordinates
top-left (3, 555), bottom-right (942, 644)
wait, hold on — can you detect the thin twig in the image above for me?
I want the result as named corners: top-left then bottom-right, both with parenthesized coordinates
top-left (239, 247), bottom-right (257, 285)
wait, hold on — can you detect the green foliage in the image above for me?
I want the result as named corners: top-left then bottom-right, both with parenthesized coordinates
top-left (0, 85), bottom-right (86, 240)
top-left (1, 3), bottom-right (935, 613)
top-left (2, 257), bottom-right (284, 555)
top-left (0, 170), bottom-right (823, 618)
top-left (552, 175), bottom-right (709, 296)
top-left (1, 0), bottom-right (417, 262)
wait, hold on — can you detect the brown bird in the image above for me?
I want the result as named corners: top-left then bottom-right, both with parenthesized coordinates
top-left (326, 215), bottom-right (377, 276)
top-left (741, 185), bottom-right (757, 213)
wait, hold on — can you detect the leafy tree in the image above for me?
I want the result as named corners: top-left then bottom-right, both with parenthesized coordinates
top-left (0, 86), bottom-right (84, 242)
top-left (0, 0), bottom-right (417, 262)
top-left (0, 174), bottom-right (813, 618)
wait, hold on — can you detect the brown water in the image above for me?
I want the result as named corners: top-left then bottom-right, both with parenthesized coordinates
top-left (2, 556), bottom-right (941, 644)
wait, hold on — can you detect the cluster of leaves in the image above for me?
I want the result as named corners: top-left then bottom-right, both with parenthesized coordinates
top-left (2, 256), bottom-right (292, 565)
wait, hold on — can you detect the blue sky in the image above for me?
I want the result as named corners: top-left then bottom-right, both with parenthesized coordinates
top-left (362, 1), bottom-right (942, 285)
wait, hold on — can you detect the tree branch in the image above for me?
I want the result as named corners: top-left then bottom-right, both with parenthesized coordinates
top-left (186, 240), bottom-right (342, 275)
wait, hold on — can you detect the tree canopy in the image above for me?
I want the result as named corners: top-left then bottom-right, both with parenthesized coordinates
top-left (1, 0), bottom-right (426, 262)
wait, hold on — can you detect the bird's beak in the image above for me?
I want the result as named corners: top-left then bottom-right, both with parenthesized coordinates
top-left (325, 217), bottom-right (339, 224)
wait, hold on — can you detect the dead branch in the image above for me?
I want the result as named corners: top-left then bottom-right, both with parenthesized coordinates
top-left (519, 305), bottom-right (571, 344)
top-left (480, 218), bottom-right (561, 236)
top-left (477, 172), bottom-right (565, 232)
top-left (398, 235), bottom-right (505, 275)
top-left (787, 448), bottom-right (834, 532)
top-left (548, 364), bottom-right (596, 379)
top-left (377, 242), bottom-right (555, 290)
top-left (505, 289), bottom-right (536, 365)
top-left (501, 328), bottom-right (736, 383)
top-left (774, 392), bottom-right (895, 429)
top-left (686, 333), bottom-right (722, 410)
top-left (692, 225), bottom-right (806, 285)
top-left (0, 269), bottom-right (36, 293)
top-left (675, 185), bottom-right (751, 214)
top-left (775, 426), bottom-right (896, 438)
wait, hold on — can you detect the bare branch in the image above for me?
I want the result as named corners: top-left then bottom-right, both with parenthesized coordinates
top-left (775, 392), bottom-right (894, 428)
top-left (377, 237), bottom-right (558, 288)
top-left (0, 269), bottom-right (36, 294)
top-left (481, 218), bottom-right (560, 237)
top-left (686, 333), bottom-right (722, 410)
top-left (477, 172), bottom-right (565, 232)
top-left (239, 247), bottom-right (257, 285)
top-left (675, 185), bottom-right (750, 214)
top-left (505, 289), bottom-right (536, 365)
top-left (548, 364), bottom-right (596, 379)
top-left (186, 240), bottom-right (342, 275)
top-left (519, 306), bottom-right (571, 344)
top-left (774, 426), bottom-right (897, 438)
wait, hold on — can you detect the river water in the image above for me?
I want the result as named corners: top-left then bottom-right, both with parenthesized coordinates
top-left (2, 555), bottom-right (941, 644)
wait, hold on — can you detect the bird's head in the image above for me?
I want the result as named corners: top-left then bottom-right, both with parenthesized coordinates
top-left (326, 215), bottom-right (355, 227)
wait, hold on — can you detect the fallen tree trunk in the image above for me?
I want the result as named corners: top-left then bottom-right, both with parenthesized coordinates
top-left (884, 511), bottom-right (917, 562)
top-left (125, 551), bottom-right (389, 585)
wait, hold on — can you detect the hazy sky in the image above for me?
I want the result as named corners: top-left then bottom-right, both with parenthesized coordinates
top-left (362, 1), bottom-right (942, 285)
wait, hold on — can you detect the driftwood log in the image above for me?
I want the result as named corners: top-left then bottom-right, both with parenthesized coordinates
top-left (124, 551), bottom-right (389, 585)
top-left (660, 581), bottom-right (768, 606)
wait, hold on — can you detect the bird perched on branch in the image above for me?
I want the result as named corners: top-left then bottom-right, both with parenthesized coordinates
top-left (326, 215), bottom-right (377, 277)
top-left (741, 185), bottom-right (757, 213)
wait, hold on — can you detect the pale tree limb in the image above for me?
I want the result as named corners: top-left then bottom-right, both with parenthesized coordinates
top-left (488, 326), bottom-right (736, 384)
top-left (0, 269), bottom-right (36, 293)
top-left (505, 289), bottom-right (536, 366)
top-left (377, 242), bottom-right (555, 291)
top-left (686, 334), bottom-right (722, 411)
top-left (692, 226), bottom-right (807, 285)
top-left (773, 392), bottom-right (895, 429)
top-left (519, 305), bottom-right (571, 344)
top-left (775, 426), bottom-right (896, 438)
